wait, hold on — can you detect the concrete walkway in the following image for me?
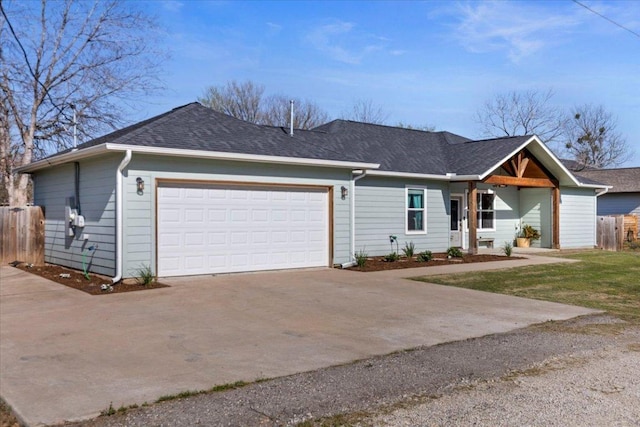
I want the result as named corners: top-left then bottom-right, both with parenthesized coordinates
top-left (0, 255), bottom-right (594, 426)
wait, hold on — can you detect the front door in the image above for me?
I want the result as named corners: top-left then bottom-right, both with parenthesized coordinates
top-left (450, 196), bottom-right (463, 247)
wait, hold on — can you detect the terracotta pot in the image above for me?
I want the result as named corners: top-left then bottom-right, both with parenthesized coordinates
top-left (516, 237), bottom-right (530, 248)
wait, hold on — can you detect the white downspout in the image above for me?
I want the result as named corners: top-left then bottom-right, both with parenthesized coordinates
top-left (112, 150), bottom-right (132, 284)
top-left (342, 169), bottom-right (368, 268)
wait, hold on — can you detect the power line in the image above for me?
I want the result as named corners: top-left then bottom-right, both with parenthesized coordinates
top-left (0, 0), bottom-right (71, 120)
top-left (572, 0), bottom-right (640, 39)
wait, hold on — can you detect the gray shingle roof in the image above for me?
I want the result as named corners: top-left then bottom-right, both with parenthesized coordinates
top-left (312, 120), bottom-right (531, 175)
top-left (68, 103), bottom-right (369, 164)
top-left (574, 168), bottom-right (640, 193)
top-left (52, 103), bottom-right (584, 180)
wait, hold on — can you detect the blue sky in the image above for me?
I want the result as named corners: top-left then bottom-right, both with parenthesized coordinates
top-left (137, 0), bottom-right (640, 166)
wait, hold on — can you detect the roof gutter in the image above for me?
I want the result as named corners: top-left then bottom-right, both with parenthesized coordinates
top-left (16, 144), bottom-right (111, 173)
top-left (364, 170), bottom-right (481, 181)
top-left (112, 150), bottom-right (132, 284)
top-left (16, 143), bottom-right (379, 173)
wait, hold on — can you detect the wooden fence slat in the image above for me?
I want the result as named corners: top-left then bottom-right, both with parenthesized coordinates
top-left (623, 215), bottom-right (638, 242)
top-left (596, 214), bottom-right (631, 251)
top-left (0, 207), bottom-right (45, 265)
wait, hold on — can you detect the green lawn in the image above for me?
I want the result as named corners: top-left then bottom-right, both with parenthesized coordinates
top-left (414, 251), bottom-right (640, 320)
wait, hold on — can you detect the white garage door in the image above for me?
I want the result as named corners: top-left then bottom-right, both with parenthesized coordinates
top-left (157, 183), bottom-right (329, 276)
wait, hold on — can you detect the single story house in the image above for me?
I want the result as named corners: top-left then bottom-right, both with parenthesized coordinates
top-left (573, 167), bottom-right (640, 217)
top-left (574, 167), bottom-right (640, 239)
top-left (18, 103), bottom-right (607, 280)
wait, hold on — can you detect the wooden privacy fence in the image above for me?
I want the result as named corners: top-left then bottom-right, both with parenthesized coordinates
top-left (0, 206), bottom-right (45, 265)
top-left (623, 215), bottom-right (638, 242)
top-left (596, 215), bottom-right (624, 251)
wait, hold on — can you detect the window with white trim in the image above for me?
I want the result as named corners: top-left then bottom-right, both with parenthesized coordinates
top-left (465, 190), bottom-right (496, 231)
top-left (477, 192), bottom-right (495, 230)
top-left (406, 188), bottom-right (426, 233)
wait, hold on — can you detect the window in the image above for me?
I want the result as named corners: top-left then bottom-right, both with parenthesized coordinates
top-left (464, 191), bottom-right (496, 231)
top-left (406, 188), bottom-right (426, 233)
top-left (477, 192), bottom-right (495, 230)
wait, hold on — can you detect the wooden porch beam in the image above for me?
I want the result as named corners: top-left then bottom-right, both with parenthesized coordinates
top-left (509, 152), bottom-right (530, 178)
top-left (483, 175), bottom-right (556, 188)
top-left (468, 181), bottom-right (478, 255)
top-left (552, 186), bottom-right (560, 249)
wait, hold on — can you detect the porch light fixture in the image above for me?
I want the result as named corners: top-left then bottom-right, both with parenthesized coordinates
top-left (341, 185), bottom-right (348, 199)
top-left (136, 177), bottom-right (145, 195)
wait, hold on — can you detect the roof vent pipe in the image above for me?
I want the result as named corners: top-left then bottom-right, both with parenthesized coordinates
top-left (289, 99), bottom-right (294, 137)
top-left (71, 104), bottom-right (78, 151)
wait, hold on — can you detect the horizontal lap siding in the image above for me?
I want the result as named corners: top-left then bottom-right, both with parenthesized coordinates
top-left (519, 188), bottom-right (552, 248)
top-left (354, 177), bottom-right (449, 255)
top-left (123, 156), bottom-right (352, 278)
top-left (596, 193), bottom-right (640, 216)
top-left (33, 155), bottom-right (119, 276)
top-left (560, 187), bottom-right (597, 248)
top-left (474, 184), bottom-right (521, 248)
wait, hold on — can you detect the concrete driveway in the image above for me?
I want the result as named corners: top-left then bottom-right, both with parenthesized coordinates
top-left (0, 258), bottom-right (596, 426)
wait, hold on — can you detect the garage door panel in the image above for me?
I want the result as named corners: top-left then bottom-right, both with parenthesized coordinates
top-left (208, 232), bottom-right (226, 245)
top-left (158, 183), bottom-right (329, 276)
top-left (208, 209), bottom-right (226, 222)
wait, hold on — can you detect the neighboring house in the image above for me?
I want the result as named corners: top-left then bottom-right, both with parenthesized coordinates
top-left (574, 167), bottom-right (640, 218)
top-left (18, 103), bottom-right (606, 280)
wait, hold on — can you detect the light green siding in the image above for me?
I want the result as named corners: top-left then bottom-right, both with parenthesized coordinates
top-left (122, 155), bottom-right (352, 277)
top-left (475, 183), bottom-right (521, 248)
top-left (354, 176), bottom-right (449, 255)
top-left (560, 187), bottom-right (597, 248)
top-left (33, 154), bottom-right (120, 276)
top-left (448, 183), bottom-right (521, 249)
top-left (519, 188), bottom-right (552, 248)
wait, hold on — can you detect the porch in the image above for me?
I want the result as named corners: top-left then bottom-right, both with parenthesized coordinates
top-left (449, 150), bottom-right (561, 254)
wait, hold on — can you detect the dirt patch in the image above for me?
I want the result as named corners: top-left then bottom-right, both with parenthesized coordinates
top-left (12, 263), bottom-right (168, 295)
top-left (348, 253), bottom-right (521, 272)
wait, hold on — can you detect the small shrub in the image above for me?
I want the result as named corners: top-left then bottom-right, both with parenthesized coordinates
top-left (354, 249), bottom-right (368, 268)
top-left (447, 247), bottom-right (463, 258)
top-left (101, 402), bottom-right (116, 416)
top-left (402, 241), bottom-right (416, 258)
top-left (417, 250), bottom-right (433, 262)
top-left (502, 241), bottom-right (513, 257)
top-left (384, 252), bottom-right (400, 262)
top-left (136, 264), bottom-right (155, 286)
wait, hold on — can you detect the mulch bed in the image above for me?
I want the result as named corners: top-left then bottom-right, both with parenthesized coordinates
top-left (12, 263), bottom-right (168, 295)
top-left (347, 253), bottom-right (521, 272)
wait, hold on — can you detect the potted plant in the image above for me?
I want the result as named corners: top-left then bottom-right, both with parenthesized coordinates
top-left (516, 224), bottom-right (541, 248)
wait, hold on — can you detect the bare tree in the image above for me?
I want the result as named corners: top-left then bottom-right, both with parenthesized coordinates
top-left (341, 99), bottom-right (389, 124)
top-left (396, 122), bottom-right (436, 132)
top-left (476, 89), bottom-right (566, 146)
top-left (262, 95), bottom-right (328, 130)
top-left (0, 0), bottom-right (163, 206)
top-left (564, 104), bottom-right (631, 169)
top-left (198, 81), bottom-right (329, 130)
top-left (198, 80), bottom-right (265, 124)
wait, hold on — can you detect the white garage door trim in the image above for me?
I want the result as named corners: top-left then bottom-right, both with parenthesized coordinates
top-left (156, 180), bottom-right (333, 277)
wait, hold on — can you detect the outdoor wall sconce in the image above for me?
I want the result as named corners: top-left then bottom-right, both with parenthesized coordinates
top-left (136, 177), bottom-right (145, 195)
top-left (341, 185), bottom-right (348, 200)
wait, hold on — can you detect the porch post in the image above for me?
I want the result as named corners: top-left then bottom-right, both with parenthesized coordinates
top-left (552, 186), bottom-right (560, 249)
top-left (468, 181), bottom-right (478, 255)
